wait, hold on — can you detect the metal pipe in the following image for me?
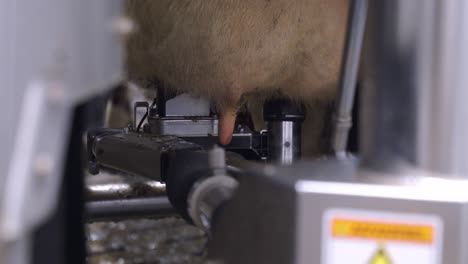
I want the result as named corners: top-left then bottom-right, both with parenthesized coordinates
top-left (85, 173), bottom-right (173, 221)
top-left (331, 0), bottom-right (368, 157)
top-left (85, 179), bottom-right (167, 202)
top-left (86, 197), bottom-right (176, 222)
top-left (361, 0), bottom-right (468, 177)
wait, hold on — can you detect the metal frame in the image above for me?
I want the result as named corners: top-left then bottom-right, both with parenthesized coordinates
top-left (0, 0), bottom-right (123, 263)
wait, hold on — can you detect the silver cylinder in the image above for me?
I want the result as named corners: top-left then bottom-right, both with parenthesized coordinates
top-left (85, 179), bottom-right (167, 202)
top-left (361, 0), bottom-right (468, 177)
top-left (85, 174), bottom-right (173, 221)
top-left (268, 121), bottom-right (301, 165)
top-left (86, 197), bottom-right (176, 222)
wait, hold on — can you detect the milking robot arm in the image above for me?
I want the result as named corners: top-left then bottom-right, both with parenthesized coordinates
top-left (86, 92), bottom-right (306, 227)
top-left (87, 91), bottom-right (307, 177)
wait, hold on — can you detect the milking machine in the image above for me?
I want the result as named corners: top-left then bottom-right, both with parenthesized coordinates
top-left (87, 1), bottom-right (468, 264)
top-left (3, 0), bottom-right (468, 263)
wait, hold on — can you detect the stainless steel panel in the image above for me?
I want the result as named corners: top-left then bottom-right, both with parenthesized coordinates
top-left (361, 0), bottom-right (468, 177)
top-left (208, 159), bottom-right (468, 264)
top-left (0, 0), bottom-right (123, 262)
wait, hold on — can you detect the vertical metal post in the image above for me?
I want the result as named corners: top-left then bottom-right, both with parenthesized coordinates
top-left (361, 0), bottom-right (468, 178)
top-left (331, 0), bottom-right (368, 158)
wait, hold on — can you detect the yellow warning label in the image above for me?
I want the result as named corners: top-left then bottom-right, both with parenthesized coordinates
top-left (332, 218), bottom-right (433, 243)
top-left (368, 245), bottom-right (392, 264)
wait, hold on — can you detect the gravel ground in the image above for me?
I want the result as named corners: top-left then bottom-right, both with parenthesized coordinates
top-left (86, 217), bottom-right (207, 264)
